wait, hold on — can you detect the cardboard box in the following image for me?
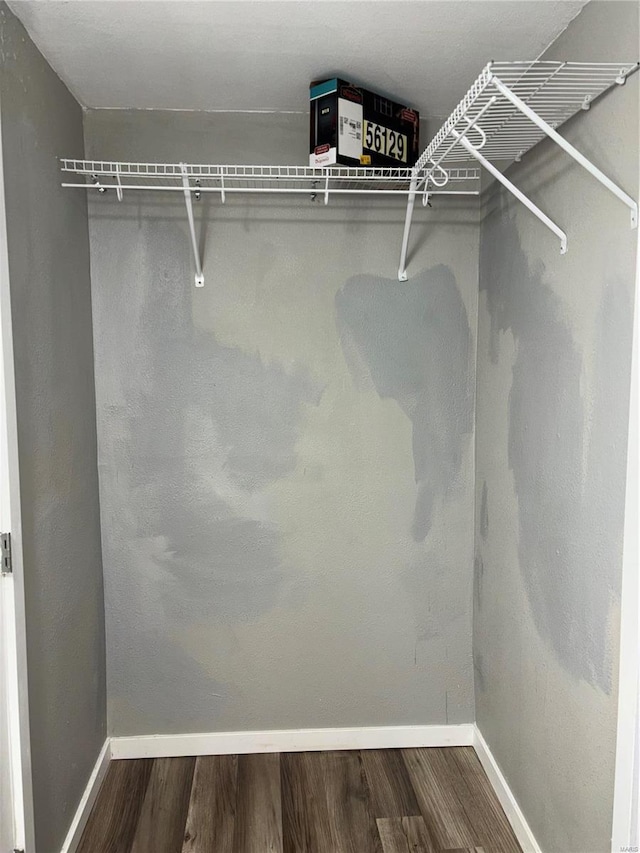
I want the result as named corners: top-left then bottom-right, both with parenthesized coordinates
top-left (309, 78), bottom-right (419, 168)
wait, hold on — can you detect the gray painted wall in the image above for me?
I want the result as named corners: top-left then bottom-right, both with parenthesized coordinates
top-left (0, 4), bottom-right (106, 851)
top-left (83, 109), bottom-right (479, 736)
top-left (474, 3), bottom-right (639, 851)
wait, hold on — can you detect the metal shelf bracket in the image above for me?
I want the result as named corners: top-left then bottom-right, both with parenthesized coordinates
top-left (398, 174), bottom-right (418, 281)
top-left (180, 163), bottom-right (205, 287)
top-left (451, 126), bottom-right (568, 254)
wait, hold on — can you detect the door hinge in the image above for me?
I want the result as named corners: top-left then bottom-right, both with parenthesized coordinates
top-left (1, 532), bottom-right (12, 574)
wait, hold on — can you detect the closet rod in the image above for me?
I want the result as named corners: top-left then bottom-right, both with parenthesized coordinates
top-left (61, 183), bottom-right (478, 197)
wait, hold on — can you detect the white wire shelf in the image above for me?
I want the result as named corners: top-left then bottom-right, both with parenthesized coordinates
top-left (62, 59), bottom-right (638, 286)
top-left (61, 161), bottom-right (479, 287)
top-left (60, 160), bottom-right (480, 197)
top-left (419, 60), bottom-right (639, 173)
top-left (397, 59), bottom-right (639, 280)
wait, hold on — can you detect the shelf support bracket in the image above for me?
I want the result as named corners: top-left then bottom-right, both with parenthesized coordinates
top-left (490, 75), bottom-right (638, 229)
top-left (398, 172), bottom-right (419, 281)
top-left (180, 163), bottom-right (205, 287)
top-left (115, 164), bottom-right (123, 201)
top-left (450, 128), bottom-right (568, 253)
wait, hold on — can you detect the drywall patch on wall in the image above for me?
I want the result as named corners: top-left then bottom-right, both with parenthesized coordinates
top-left (480, 212), bottom-right (630, 693)
top-left (92, 219), bottom-right (323, 731)
top-left (336, 265), bottom-right (473, 541)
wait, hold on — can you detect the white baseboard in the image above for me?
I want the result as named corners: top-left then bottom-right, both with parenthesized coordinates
top-left (60, 724), bottom-right (540, 853)
top-left (60, 738), bottom-right (111, 853)
top-left (473, 725), bottom-right (542, 853)
top-left (110, 723), bottom-right (475, 759)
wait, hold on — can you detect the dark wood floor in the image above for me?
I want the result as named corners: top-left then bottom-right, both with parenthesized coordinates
top-left (77, 747), bottom-right (521, 853)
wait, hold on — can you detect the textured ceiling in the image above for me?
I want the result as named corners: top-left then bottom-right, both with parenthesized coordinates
top-left (8, 1), bottom-right (588, 116)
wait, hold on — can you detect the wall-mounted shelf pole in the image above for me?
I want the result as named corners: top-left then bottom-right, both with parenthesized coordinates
top-left (451, 128), bottom-right (568, 253)
top-left (180, 163), bottom-right (205, 287)
top-left (398, 173), bottom-right (418, 281)
top-left (490, 74), bottom-right (639, 228)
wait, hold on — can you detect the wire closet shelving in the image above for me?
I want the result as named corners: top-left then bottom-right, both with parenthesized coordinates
top-left (62, 59), bottom-right (639, 286)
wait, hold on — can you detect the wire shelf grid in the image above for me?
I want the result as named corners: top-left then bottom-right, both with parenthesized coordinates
top-left (418, 60), bottom-right (639, 178)
top-left (60, 160), bottom-right (480, 196)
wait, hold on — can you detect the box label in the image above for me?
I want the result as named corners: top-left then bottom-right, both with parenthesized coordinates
top-left (337, 97), bottom-right (363, 161)
top-left (310, 146), bottom-right (337, 167)
top-left (364, 120), bottom-right (407, 163)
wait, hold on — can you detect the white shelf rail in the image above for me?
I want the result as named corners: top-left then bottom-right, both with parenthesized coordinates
top-left (398, 59), bottom-right (639, 280)
top-left (61, 161), bottom-right (480, 287)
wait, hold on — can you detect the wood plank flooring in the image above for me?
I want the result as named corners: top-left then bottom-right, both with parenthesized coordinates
top-left (77, 747), bottom-right (521, 853)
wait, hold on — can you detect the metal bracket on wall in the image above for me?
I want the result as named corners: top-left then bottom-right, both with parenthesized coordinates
top-left (180, 163), bottom-right (205, 288)
top-left (450, 126), bottom-right (568, 253)
top-left (397, 59), bottom-right (639, 280)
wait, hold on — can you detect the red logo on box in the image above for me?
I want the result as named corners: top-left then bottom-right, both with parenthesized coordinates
top-left (314, 144), bottom-right (330, 155)
top-left (400, 108), bottom-right (418, 124)
top-left (340, 86), bottom-right (363, 104)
